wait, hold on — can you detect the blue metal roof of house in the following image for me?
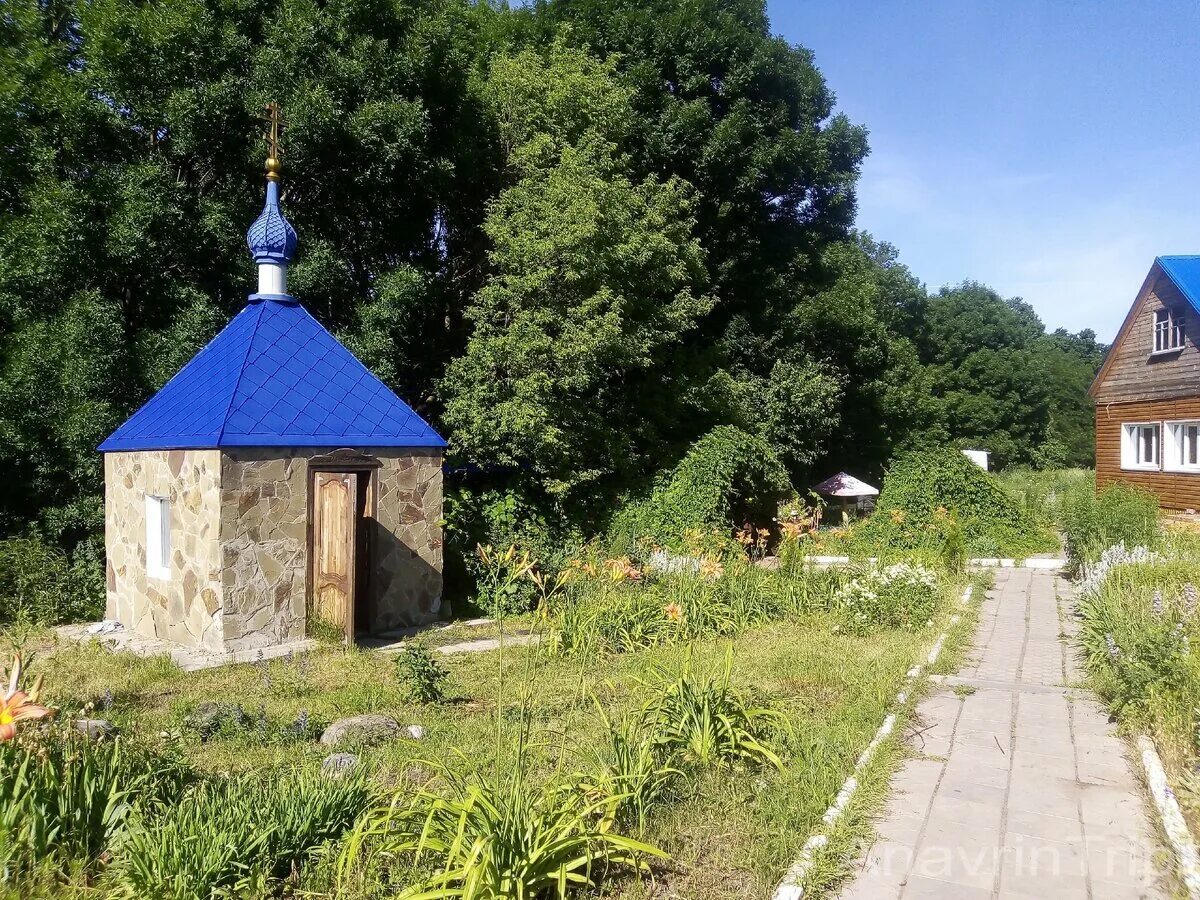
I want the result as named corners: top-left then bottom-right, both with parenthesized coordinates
top-left (100, 297), bottom-right (445, 451)
top-left (1157, 256), bottom-right (1200, 317)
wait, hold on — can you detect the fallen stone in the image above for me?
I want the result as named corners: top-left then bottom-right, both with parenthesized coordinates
top-left (320, 752), bottom-right (359, 779)
top-left (755, 556), bottom-right (781, 571)
top-left (74, 718), bottom-right (116, 739)
top-left (320, 714), bottom-right (402, 747)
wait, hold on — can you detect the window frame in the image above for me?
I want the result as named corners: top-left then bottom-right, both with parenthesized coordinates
top-left (1153, 307), bottom-right (1186, 354)
top-left (145, 495), bottom-right (172, 580)
top-left (1164, 420), bottom-right (1200, 473)
top-left (1120, 421), bottom-right (1161, 471)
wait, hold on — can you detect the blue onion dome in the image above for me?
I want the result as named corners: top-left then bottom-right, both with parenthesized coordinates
top-left (246, 172), bottom-right (298, 265)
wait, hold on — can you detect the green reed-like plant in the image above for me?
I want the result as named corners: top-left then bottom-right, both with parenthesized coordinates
top-left (113, 770), bottom-right (370, 900)
top-left (0, 728), bottom-right (189, 881)
top-left (637, 649), bottom-right (785, 770)
top-left (337, 759), bottom-right (664, 899)
top-left (584, 705), bottom-right (681, 833)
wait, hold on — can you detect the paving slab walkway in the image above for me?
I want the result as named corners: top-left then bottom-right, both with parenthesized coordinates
top-left (837, 568), bottom-right (1167, 900)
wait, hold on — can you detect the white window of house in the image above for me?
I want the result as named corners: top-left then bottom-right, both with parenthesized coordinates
top-left (1121, 423), bottom-right (1161, 470)
top-left (1153, 308), bottom-right (1186, 352)
top-left (145, 495), bottom-right (171, 579)
top-left (1165, 421), bottom-right (1200, 472)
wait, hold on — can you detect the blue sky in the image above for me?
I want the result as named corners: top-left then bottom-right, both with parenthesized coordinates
top-left (769, 1), bottom-right (1200, 341)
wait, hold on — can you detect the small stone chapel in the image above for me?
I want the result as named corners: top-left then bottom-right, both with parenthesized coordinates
top-left (100, 122), bottom-right (445, 653)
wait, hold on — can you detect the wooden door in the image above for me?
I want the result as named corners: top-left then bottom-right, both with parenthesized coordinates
top-left (311, 471), bottom-right (358, 640)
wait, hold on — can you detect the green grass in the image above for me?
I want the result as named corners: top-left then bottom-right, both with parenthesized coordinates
top-left (1066, 506), bottom-right (1200, 838)
top-left (4, 563), bottom-right (970, 899)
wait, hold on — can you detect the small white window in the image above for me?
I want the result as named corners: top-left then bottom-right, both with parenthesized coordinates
top-left (1165, 421), bottom-right (1200, 472)
top-left (1153, 308), bottom-right (1185, 353)
top-left (1121, 423), bottom-right (1161, 470)
top-left (145, 495), bottom-right (171, 579)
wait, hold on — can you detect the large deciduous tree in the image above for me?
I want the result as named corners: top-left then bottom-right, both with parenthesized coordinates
top-left (442, 44), bottom-right (711, 519)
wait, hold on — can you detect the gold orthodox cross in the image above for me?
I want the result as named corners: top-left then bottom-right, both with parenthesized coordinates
top-left (262, 101), bottom-right (283, 180)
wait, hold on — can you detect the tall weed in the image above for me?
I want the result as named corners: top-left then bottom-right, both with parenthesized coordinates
top-left (1062, 481), bottom-right (1160, 571)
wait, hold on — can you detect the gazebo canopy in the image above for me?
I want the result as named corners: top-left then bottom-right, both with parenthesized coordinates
top-left (812, 472), bottom-right (879, 498)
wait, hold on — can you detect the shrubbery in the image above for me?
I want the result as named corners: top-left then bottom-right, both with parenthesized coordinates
top-left (0, 536), bottom-right (104, 626)
top-left (0, 725), bottom-right (369, 897)
top-left (608, 427), bottom-right (793, 554)
top-left (547, 561), bottom-right (843, 655)
top-left (117, 770), bottom-right (371, 900)
top-left (853, 448), bottom-right (1058, 558)
top-left (1061, 481), bottom-right (1160, 573)
top-left (833, 563), bottom-right (940, 635)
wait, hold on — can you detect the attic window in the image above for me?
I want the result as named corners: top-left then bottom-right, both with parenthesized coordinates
top-left (145, 495), bottom-right (171, 579)
top-left (1153, 308), bottom-right (1185, 353)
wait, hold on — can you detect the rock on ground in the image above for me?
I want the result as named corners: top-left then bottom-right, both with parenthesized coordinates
top-left (319, 714), bottom-right (402, 747)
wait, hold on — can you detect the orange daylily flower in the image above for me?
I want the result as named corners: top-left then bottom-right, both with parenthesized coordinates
top-left (699, 556), bottom-right (724, 579)
top-left (604, 557), bottom-right (641, 582)
top-left (664, 602), bottom-right (683, 622)
top-left (0, 655), bottom-right (52, 741)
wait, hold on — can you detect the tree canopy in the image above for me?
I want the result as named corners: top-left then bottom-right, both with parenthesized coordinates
top-left (0, 0), bottom-right (1104, 561)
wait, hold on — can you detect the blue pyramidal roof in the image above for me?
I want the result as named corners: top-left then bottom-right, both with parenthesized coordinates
top-left (100, 298), bottom-right (445, 451)
top-left (1157, 256), bottom-right (1200, 317)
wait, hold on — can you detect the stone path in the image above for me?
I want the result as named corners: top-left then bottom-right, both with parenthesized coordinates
top-left (837, 568), bottom-right (1166, 899)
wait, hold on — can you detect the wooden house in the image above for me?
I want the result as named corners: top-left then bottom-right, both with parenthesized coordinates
top-left (1090, 256), bottom-right (1200, 510)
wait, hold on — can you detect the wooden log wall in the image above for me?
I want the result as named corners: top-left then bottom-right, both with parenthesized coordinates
top-left (1096, 397), bottom-right (1200, 510)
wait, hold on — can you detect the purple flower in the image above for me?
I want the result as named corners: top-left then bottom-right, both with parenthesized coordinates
top-left (1153, 590), bottom-right (1164, 616)
top-left (1185, 584), bottom-right (1197, 616)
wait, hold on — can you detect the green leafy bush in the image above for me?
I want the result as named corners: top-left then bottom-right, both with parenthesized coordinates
top-left (1061, 480), bottom-right (1160, 571)
top-left (395, 642), bottom-right (450, 704)
top-left (832, 562), bottom-right (940, 635)
top-left (337, 763), bottom-right (663, 899)
top-left (0, 537), bottom-right (103, 626)
top-left (854, 448), bottom-right (1058, 558)
top-left (609, 426), bottom-right (793, 553)
top-left (114, 770), bottom-right (371, 900)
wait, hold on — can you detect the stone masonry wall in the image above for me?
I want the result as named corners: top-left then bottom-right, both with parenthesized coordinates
top-left (104, 450), bottom-right (224, 650)
top-left (219, 448), bottom-right (443, 650)
top-left (219, 451), bottom-right (308, 651)
top-left (371, 450), bottom-right (443, 631)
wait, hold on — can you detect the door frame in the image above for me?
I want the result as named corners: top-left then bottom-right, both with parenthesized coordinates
top-left (305, 449), bottom-right (382, 641)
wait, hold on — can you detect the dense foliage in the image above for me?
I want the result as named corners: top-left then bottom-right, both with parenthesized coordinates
top-left (1066, 515), bottom-right (1200, 834)
top-left (1, 0), bottom-right (1104, 579)
top-left (853, 447), bottom-right (1058, 558)
top-left (609, 426), bottom-right (792, 553)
